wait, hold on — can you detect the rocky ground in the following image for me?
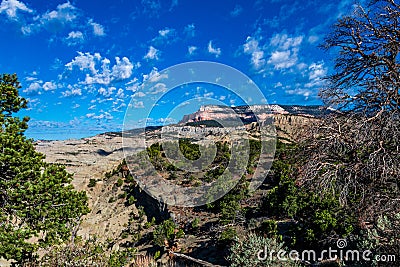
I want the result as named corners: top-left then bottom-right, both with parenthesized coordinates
top-left (28, 113), bottom-right (314, 265)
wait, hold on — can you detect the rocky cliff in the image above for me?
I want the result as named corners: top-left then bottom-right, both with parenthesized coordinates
top-left (179, 104), bottom-right (328, 124)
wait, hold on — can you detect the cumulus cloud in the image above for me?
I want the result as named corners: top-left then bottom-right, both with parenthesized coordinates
top-left (159, 27), bottom-right (172, 37)
top-left (98, 87), bottom-right (115, 97)
top-left (65, 30), bottom-right (84, 46)
top-left (62, 87), bottom-right (82, 97)
top-left (91, 112), bottom-right (113, 120)
top-left (267, 33), bottom-right (303, 69)
top-left (268, 50), bottom-right (297, 69)
top-left (144, 46), bottom-right (160, 60)
top-left (149, 83), bottom-right (167, 94)
top-left (23, 81), bottom-right (42, 95)
top-left (42, 81), bottom-right (57, 91)
top-left (111, 57), bottom-right (134, 80)
top-left (66, 52), bottom-right (100, 74)
top-left (65, 52), bottom-right (135, 86)
top-left (0, 0), bottom-right (32, 19)
top-left (134, 101), bottom-right (144, 108)
top-left (143, 67), bottom-right (168, 83)
top-left (133, 91), bottom-right (146, 98)
top-left (207, 41), bottom-right (221, 57)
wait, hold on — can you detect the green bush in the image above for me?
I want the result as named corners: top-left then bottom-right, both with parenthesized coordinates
top-left (191, 218), bottom-right (200, 229)
top-left (116, 178), bottom-right (123, 187)
top-left (127, 195), bottom-right (136, 206)
top-left (218, 227), bottom-right (237, 244)
top-left (227, 233), bottom-right (300, 267)
top-left (153, 219), bottom-right (182, 247)
top-left (88, 178), bottom-right (97, 187)
top-left (259, 220), bottom-right (278, 238)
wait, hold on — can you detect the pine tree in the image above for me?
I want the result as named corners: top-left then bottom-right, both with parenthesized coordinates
top-left (0, 74), bottom-right (90, 263)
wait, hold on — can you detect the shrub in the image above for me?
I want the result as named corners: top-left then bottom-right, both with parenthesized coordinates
top-left (127, 195), bottom-right (136, 206)
top-left (116, 178), bottom-right (123, 187)
top-left (218, 227), bottom-right (237, 244)
top-left (153, 219), bottom-right (183, 247)
top-left (88, 178), bottom-right (97, 187)
top-left (227, 233), bottom-right (300, 267)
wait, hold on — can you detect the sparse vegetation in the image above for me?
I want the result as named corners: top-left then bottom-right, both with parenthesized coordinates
top-left (3, 2), bottom-right (399, 264)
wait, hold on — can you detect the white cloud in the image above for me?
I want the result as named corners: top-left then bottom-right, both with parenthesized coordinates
top-left (153, 27), bottom-right (177, 44)
top-left (159, 27), bottom-right (172, 37)
top-left (111, 57), bottom-right (133, 80)
top-left (208, 41), bottom-right (221, 57)
top-left (149, 83), bottom-right (167, 94)
top-left (115, 88), bottom-right (125, 99)
top-left (20, 1), bottom-right (79, 34)
top-left (270, 33), bottom-right (303, 50)
top-left (134, 101), bottom-right (144, 108)
top-left (308, 62), bottom-right (327, 80)
top-left (267, 33), bottom-right (303, 70)
top-left (268, 50), bottom-right (297, 69)
top-left (89, 19), bottom-right (105, 36)
top-left (67, 30), bottom-right (83, 39)
top-left (88, 105), bottom-right (96, 110)
top-left (65, 31), bottom-right (84, 45)
top-left (98, 87), bottom-right (116, 97)
top-left (19, 2), bottom-right (104, 39)
top-left (66, 52), bottom-right (135, 85)
top-left (285, 88), bottom-right (312, 100)
top-left (243, 36), bottom-right (265, 69)
top-left (41, 2), bottom-right (78, 24)
top-left (23, 81), bottom-right (42, 95)
top-left (62, 87), bottom-right (82, 97)
top-left (188, 46), bottom-right (197, 55)
top-left (66, 51), bottom-right (100, 75)
top-left (133, 91), bottom-right (146, 97)
top-left (42, 81), bottom-right (57, 91)
top-left (91, 112), bottom-right (113, 120)
top-left (230, 4), bottom-right (243, 17)
top-left (0, 0), bottom-right (32, 19)
top-left (305, 61), bottom-right (328, 88)
top-left (143, 67), bottom-right (168, 83)
top-left (144, 46), bottom-right (160, 60)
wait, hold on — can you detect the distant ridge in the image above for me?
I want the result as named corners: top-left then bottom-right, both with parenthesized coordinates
top-left (179, 104), bottom-right (330, 124)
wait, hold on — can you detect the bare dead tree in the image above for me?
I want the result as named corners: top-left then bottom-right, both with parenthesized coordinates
top-left (320, 0), bottom-right (400, 115)
top-left (296, 0), bottom-right (400, 254)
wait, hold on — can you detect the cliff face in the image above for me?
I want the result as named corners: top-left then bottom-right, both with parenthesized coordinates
top-left (179, 104), bottom-right (327, 124)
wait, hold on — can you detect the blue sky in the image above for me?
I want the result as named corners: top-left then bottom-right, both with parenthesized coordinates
top-left (0, 0), bottom-right (358, 140)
